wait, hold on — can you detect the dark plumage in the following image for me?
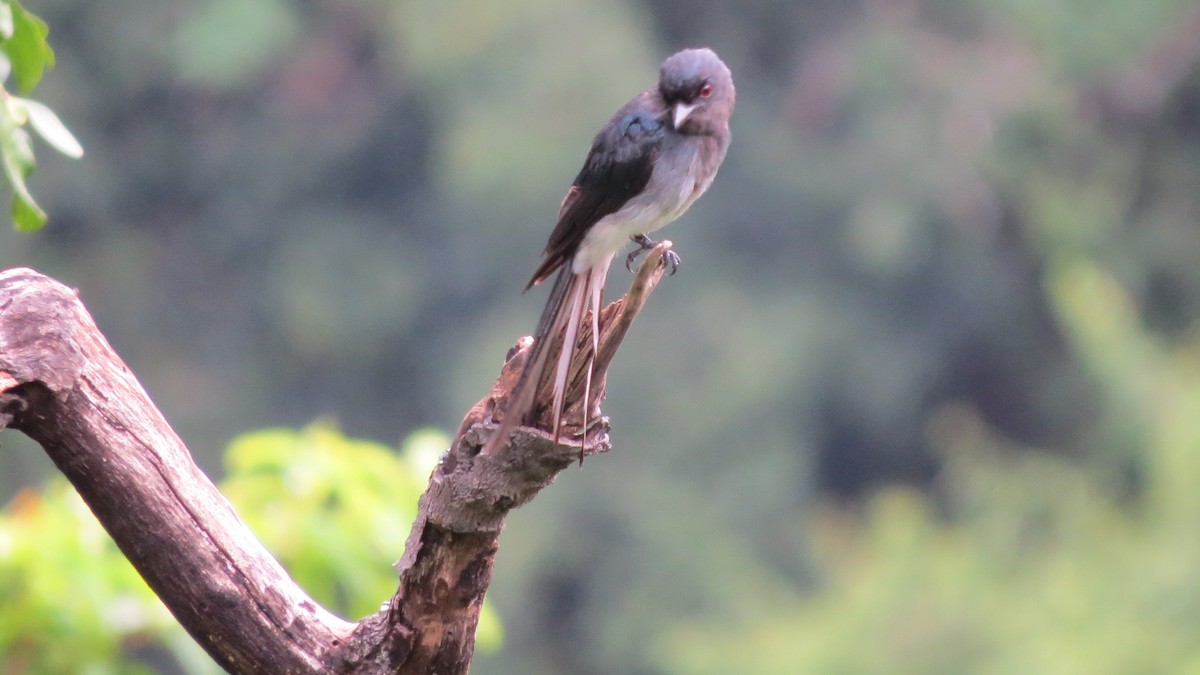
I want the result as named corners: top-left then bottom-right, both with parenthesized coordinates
top-left (484, 48), bottom-right (735, 455)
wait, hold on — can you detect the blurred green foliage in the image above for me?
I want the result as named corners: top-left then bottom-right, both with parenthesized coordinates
top-left (0, 481), bottom-right (183, 674)
top-left (221, 422), bottom-right (502, 649)
top-left (658, 262), bottom-right (1200, 673)
top-left (2, 0), bottom-right (1200, 672)
top-left (0, 424), bottom-right (496, 672)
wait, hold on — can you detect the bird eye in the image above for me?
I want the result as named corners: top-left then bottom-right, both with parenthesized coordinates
top-left (699, 82), bottom-right (714, 98)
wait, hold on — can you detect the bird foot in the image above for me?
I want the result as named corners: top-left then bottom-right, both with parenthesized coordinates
top-left (625, 234), bottom-right (680, 274)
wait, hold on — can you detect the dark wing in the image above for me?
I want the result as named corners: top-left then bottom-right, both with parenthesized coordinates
top-left (526, 102), bottom-right (665, 288)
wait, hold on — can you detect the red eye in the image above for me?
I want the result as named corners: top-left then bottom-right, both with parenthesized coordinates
top-left (699, 83), bottom-right (714, 98)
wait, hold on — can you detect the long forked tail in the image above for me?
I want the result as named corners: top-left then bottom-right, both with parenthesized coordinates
top-left (482, 260), bottom-right (602, 454)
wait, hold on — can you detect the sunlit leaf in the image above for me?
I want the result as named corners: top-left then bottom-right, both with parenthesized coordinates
top-left (15, 97), bottom-right (82, 157)
top-left (0, 3), bottom-right (13, 41)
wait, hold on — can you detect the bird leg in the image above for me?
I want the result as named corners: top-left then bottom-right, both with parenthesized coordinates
top-left (625, 234), bottom-right (681, 274)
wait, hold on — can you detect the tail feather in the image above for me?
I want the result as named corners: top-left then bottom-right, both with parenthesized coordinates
top-left (483, 257), bottom-right (610, 456)
top-left (482, 262), bottom-right (576, 454)
top-left (550, 275), bottom-right (588, 446)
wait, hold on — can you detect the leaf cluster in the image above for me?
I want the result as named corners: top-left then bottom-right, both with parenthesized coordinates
top-left (0, 0), bottom-right (80, 231)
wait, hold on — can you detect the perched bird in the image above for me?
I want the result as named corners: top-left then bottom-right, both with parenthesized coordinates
top-left (484, 47), bottom-right (735, 455)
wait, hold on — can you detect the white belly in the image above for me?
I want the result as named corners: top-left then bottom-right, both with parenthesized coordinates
top-left (572, 141), bottom-right (711, 273)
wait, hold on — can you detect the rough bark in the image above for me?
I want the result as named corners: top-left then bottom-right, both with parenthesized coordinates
top-left (0, 242), bottom-right (676, 674)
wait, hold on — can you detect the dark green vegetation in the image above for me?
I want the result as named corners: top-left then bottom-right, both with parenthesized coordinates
top-left (3, 0), bottom-right (1200, 672)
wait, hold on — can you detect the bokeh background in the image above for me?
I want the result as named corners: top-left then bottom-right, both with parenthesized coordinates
top-left (4, 0), bottom-right (1200, 672)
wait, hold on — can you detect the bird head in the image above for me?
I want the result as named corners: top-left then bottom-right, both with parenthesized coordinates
top-left (658, 48), bottom-right (735, 134)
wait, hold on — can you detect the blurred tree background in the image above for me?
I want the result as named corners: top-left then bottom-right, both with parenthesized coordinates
top-left (3, 0), bottom-right (1200, 672)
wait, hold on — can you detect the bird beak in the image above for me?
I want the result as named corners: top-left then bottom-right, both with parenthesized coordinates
top-left (672, 102), bottom-right (697, 129)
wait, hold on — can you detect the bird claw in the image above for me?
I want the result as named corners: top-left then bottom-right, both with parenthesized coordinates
top-left (625, 234), bottom-right (680, 275)
top-left (661, 249), bottom-right (681, 275)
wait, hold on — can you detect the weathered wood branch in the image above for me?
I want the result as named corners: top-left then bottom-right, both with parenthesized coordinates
top-left (0, 242), bottom-right (675, 674)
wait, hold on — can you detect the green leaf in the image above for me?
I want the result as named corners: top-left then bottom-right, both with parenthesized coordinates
top-left (1, 0), bottom-right (53, 93)
top-left (15, 97), bottom-right (82, 157)
top-left (1, 121), bottom-right (42, 229)
top-left (1, 124), bottom-right (35, 195)
top-left (12, 190), bottom-right (43, 230)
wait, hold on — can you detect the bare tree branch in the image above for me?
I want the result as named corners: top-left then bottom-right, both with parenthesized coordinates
top-left (0, 267), bottom-right (356, 672)
top-left (0, 242), bottom-right (676, 674)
